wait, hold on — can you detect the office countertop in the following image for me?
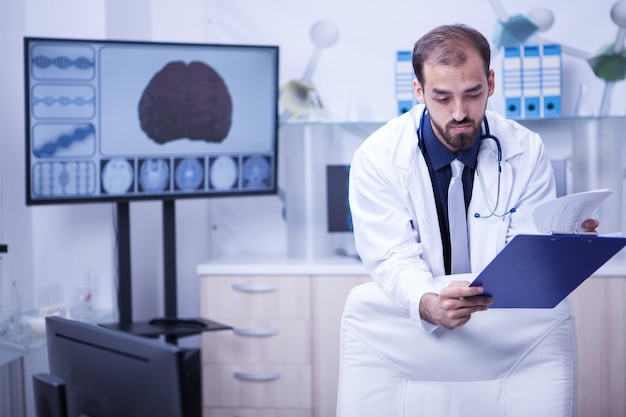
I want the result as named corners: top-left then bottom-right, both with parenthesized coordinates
top-left (196, 253), bottom-right (367, 276)
top-left (196, 251), bottom-right (626, 278)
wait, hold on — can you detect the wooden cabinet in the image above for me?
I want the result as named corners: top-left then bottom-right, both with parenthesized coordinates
top-left (568, 275), bottom-right (626, 417)
top-left (200, 275), bottom-right (313, 416)
top-left (198, 257), bottom-right (369, 417)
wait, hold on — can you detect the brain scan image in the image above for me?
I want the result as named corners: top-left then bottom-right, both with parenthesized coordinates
top-left (175, 157), bottom-right (204, 191)
top-left (242, 156), bottom-right (271, 189)
top-left (209, 155), bottom-right (238, 190)
top-left (101, 158), bottom-right (134, 195)
top-left (139, 158), bottom-right (170, 192)
top-left (138, 60), bottom-right (232, 144)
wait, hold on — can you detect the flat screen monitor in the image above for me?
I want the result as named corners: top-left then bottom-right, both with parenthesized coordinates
top-left (326, 164), bottom-right (353, 232)
top-left (24, 37), bottom-right (279, 205)
top-left (42, 316), bottom-right (201, 417)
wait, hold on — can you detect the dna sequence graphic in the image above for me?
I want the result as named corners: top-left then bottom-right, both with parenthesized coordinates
top-left (33, 124), bottom-right (95, 158)
top-left (31, 55), bottom-right (95, 71)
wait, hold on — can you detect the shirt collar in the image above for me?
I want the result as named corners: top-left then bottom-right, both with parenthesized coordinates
top-left (422, 112), bottom-right (480, 171)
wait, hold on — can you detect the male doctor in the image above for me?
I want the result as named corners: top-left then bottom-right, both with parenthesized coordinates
top-left (348, 23), bottom-right (598, 332)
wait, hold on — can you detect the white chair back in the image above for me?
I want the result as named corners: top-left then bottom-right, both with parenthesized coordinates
top-left (337, 282), bottom-right (577, 417)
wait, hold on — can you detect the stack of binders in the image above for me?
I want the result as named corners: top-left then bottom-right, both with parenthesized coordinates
top-left (503, 44), bottom-right (562, 119)
top-left (395, 51), bottom-right (417, 115)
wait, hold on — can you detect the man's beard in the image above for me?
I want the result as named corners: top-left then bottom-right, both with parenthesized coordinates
top-left (431, 117), bottom-right (479, 152)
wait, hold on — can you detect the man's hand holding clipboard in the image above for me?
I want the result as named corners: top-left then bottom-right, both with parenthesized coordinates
top-left (469, 189), bottom-right (626, 308)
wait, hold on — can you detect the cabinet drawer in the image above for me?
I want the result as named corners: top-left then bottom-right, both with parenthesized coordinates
top-left (204, 408), bottom-right (312, 417)
top-left (202, 320), bottom-right (311, 364)
top-left (201, 275), bottom-right (310, 320)
top-left (203, 363), bottom-right (312, 408)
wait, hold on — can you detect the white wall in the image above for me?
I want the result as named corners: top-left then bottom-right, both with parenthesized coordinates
top-left (0, 3), bottom-right (30, 416)
top-left (0, 1), bottom-right (32, 329)
top-left (1, 1), bottom-right (625, 416)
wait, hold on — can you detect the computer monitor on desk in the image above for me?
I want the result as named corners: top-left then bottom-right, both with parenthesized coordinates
top-left (34, 316), bottom-right (201, 417)
top-left (326, 164), bottom-right (359, 259)
top-left (326, 164), bottom-right (353, 234)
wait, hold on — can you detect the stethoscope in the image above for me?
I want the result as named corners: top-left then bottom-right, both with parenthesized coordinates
top-left (418, 108), bottom-right (516, 219)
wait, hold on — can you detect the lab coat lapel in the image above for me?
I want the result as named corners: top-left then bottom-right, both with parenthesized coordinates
top-left (406, 145), bottom-right (446, 277)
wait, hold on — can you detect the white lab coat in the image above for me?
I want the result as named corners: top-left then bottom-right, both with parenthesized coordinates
top-left (349, 104), bottom-right (558, 331)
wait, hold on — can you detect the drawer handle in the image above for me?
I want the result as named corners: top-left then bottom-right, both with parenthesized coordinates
top-left (231, 283), bottom-right (278, 293)
top-left (233, 327), bottom-right (280, 337)
top-left (233, 372), bottom-right (281, 381)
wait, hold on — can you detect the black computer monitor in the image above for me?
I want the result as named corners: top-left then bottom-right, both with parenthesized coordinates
top-left (326, 164), bottom-right (353, 233)
top-left (40, 316), bottom-right (201, 417)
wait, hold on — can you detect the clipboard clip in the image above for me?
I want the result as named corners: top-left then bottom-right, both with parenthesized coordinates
top-left (550, 230), bottom-right (598, 236)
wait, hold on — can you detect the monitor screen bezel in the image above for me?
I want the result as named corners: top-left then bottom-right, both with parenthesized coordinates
top-left (24, 36), bottom-right (280, 206)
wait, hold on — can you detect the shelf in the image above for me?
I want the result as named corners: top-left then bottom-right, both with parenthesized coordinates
top-left (282, 119), bottom-right (386, 127)
top-left (281, 114), bottom-right (626, 127)
top-left (511, 115), bottom-right (626, 122)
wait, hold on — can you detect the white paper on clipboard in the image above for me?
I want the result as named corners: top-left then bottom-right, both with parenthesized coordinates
top-left (532, 188), bottom-right (613, 234)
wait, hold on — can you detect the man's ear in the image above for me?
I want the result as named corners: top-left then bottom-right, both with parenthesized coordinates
top-left (413, 78), bottom-right (424, 103)
top-left (487, 69), bottom-right (495, 97)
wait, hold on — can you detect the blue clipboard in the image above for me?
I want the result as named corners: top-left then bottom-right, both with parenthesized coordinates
top-left (469, 234), bottom-right (626, 308)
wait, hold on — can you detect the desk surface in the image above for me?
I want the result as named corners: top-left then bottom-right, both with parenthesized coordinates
top-left (197, 253), bottom-right (366, 276)
top-left (0, 322), bottom-right (46, 366)
top-left (0, 309), bottom-right (113, 366)
top-left (196, 251), bottom-right (626, 277)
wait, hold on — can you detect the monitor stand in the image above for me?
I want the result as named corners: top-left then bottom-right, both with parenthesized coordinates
top-left (32, 373), bottom-right (67, 417)
top-left (102, 317), bottom-right (231, 341)
top-left (101, 200), bottom-right (231, 344)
